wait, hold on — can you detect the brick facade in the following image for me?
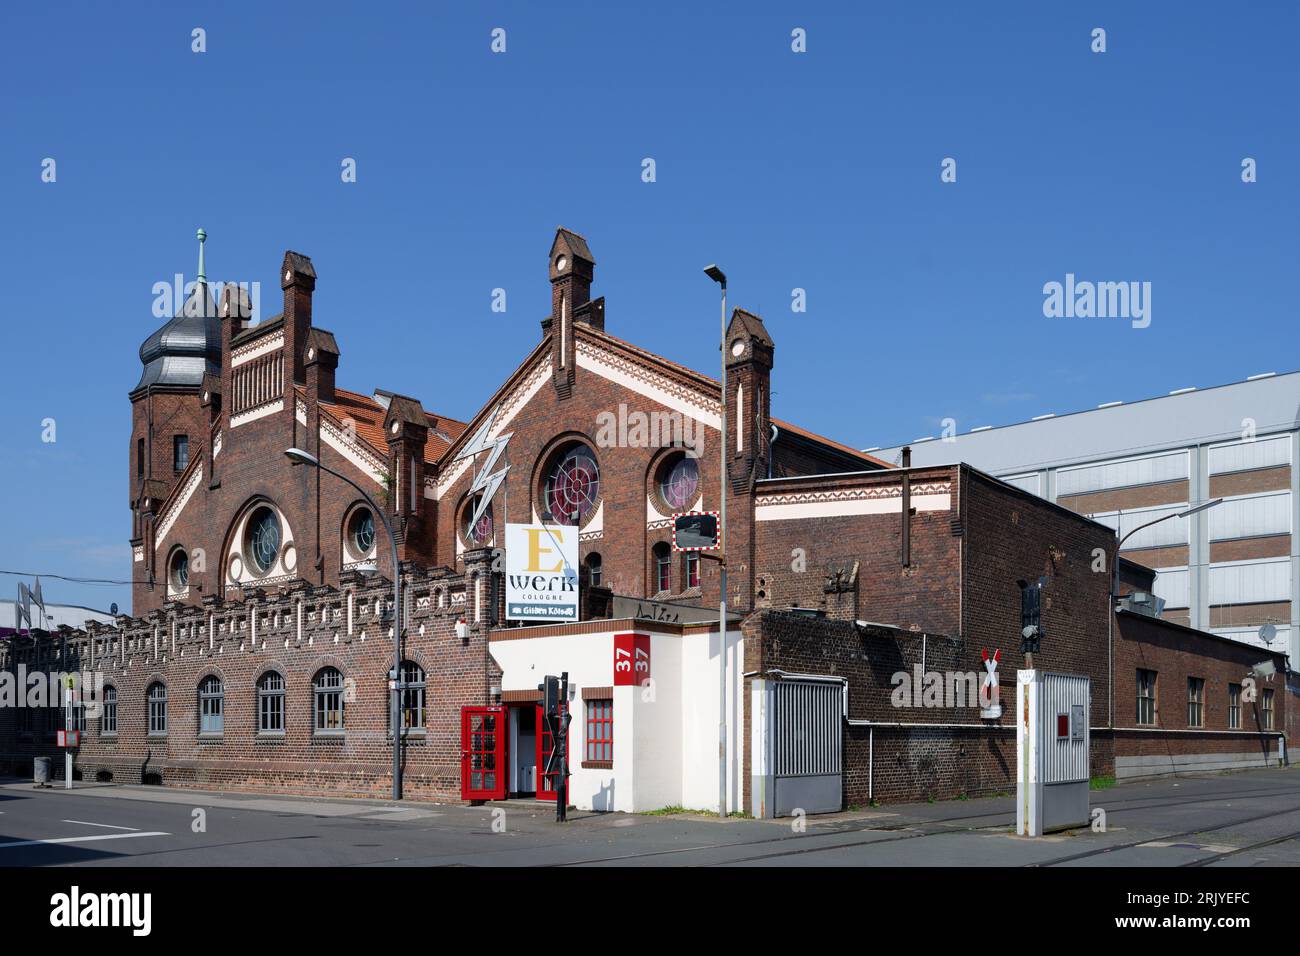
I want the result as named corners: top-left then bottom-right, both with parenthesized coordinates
top-left (0, 227), bottom-right (1288, 809)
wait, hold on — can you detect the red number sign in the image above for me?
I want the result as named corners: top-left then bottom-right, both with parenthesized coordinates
top-left (57, 730), bottom-right (79, 748)
top-left (614, 632), bottom-right (650, 686)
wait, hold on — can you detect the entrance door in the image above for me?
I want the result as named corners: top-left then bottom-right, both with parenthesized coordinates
top-left (461, 706), bottom-right (508, 800)
top-left (535, 702), bottom-right (569, 801)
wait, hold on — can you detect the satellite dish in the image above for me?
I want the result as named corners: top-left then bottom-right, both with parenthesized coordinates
top-left (1258, 623), bottom-right (1277, 646)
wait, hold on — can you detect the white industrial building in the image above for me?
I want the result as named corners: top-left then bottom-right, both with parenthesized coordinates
top-left (871, 371), bottom-right (1300, 665)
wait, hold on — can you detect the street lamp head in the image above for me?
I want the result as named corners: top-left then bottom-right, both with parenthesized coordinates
top-left (703, 264), bottom-right (726, 287)
top-left (1177, 497), bottom-right (1223, 519)
top-left (284, 447), bottom-right (319, 467)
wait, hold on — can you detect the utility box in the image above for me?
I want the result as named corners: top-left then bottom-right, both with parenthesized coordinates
top-left (1016, 670), bottom-right (1090, 836)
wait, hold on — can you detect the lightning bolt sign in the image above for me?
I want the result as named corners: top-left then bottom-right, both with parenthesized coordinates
top-left (453, 407), bottom-right (512, 533)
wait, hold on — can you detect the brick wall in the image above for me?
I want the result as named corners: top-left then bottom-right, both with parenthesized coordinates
top-left (1, 568), bottom-right (498, 800)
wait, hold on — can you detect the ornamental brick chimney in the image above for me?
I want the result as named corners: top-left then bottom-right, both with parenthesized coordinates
top-left (281, 251), bottom-right (316, 386)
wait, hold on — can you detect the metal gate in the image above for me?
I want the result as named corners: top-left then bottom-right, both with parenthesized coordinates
top-left (752, 677), bottom-right (843, 817)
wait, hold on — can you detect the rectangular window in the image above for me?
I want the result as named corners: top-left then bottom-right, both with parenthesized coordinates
top-left (585, 698), bottom-right (613, 764)
top-left (686, 552), bottom-right (700, 590)
top-left (1261, 689), bottom-right (1275, 730)
top-left (101, 689), bottom-right (118, 735)
top-left (136, 437), bottom-right (145, 478)
top-left (1136, 669), bottom-right (1156, 725)
top-left (1186, 677), bottom-right (1204, 727)
top-left (148, 686), bottom-right (168, 735)
top-left (200, 694), bottom-right (223, 735)
top-left (1228, 683), bottom-right (1241, 730)
top-left (259, 674), bottom-right (285, 734)
top-left (655, 551), bottom-right (671, 593)
top-left (173, 434), bottom-right (189, 472)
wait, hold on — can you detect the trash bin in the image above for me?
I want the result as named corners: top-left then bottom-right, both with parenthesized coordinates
top-left (33, 756), bottom-right (51, 786)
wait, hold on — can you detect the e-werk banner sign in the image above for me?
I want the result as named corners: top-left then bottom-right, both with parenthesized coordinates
top-left (505, 523), bottom-right (579, 623)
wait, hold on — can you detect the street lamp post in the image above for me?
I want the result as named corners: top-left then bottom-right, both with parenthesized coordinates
top-left (286, 447), bottom-right (404, 800)
top-left (1107, 497), bottom-right (1223, 727)
top-left (704, 263), bottom-right (727, 819)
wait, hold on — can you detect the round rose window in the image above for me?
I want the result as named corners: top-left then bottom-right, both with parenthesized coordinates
top-left (660, 455), bottom-right (699, 511)
top-left (543, 444), bottom-right (600, 525)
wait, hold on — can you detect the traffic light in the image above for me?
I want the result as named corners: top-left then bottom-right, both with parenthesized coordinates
top-left (1020, 578), bottom-right (1044, 653)
top-left (541, 675), bottom-right (562, 721)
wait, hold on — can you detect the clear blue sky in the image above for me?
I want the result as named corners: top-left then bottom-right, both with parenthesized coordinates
top-left (2, 1), bottom-right (1296, 614)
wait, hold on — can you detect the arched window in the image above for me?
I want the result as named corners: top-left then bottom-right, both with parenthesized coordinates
top-left (313, 667), bottom-right (344, 734)
top-left (685, 551), bottom-right (700, 590)
top-left (257, 671), bottom-right (285, 734)
top-left (101, 686), bottom-right (118, 735)
top-left (658, 453), bottom-right (700, 511)
top-left (245, 506), bottom-right (282, 573)
top-left (652, 543), bottom-right (672, 594)
top-left (345, 506), bottom-right (376, 562)
top-left (168, 548), bottom-right (189, 593)
top-left (147, 682), bottom-right (168, 735)
top-left (227, 500), bottom-right (296, 586)
top-left (585, 552), bottom-right (603, 588)
top-left (398, 661), bottom-right (425, 734)
top-left (542, 443), bottom-right (600, 525)
top-left (199, 676), bottom-right (224, 735)
top-left (461, 496), bottom-right (494, 545)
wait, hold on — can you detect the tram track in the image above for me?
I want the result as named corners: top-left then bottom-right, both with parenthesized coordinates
top-left (550, 781), bottom-right (1300, 867)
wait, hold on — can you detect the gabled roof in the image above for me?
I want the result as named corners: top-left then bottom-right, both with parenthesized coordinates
top-left (585, 326), bottom-right (891, 470)
top-left (727, 307), bottom-right (773, 349)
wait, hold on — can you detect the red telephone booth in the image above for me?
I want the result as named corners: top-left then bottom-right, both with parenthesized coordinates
top-left (461, 706), bottom-right (508, 801)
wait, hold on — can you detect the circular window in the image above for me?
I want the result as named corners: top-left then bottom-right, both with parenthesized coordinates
top-left (543, 444), bottom-right (600, 525)
top-left (348, 508), bottom-right (375, 557)
top-left (169, 549), bottom-right (189, 590)
top-left (462, 497), bottom-right (494, 545)
top-left (659, 454), bottom-right (700, 511)
top-left (245, 507), bottom-right (281, 574)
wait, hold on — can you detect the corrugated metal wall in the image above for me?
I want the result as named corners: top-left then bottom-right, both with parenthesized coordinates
top-left (773, 680), bottom-right (842, 778)
top-left (1039, 673), bottom-right (1089, 785)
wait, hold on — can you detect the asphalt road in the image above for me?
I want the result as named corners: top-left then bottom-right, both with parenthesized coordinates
top-left (1, 767), bottom-right (1298, 867)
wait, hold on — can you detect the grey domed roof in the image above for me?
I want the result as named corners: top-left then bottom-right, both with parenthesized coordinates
top-left (132, 283), bottom-right (221, 397)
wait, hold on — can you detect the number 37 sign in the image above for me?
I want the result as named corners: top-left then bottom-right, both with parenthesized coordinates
top-left (613, 633), bottom-right (650, 687)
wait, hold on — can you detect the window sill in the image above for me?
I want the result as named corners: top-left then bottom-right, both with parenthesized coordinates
top-left (147, 733), bottom-right (168, 739)
top-left (312, 733), bottom-right (345, 742)
top-left (198, 733), bottom-right (224, 742)
top-left (581, 760), bottom-right (613, 770)
top-left (100, 732), bottom-right (118, 740)
top-left (388, 730), bottom-right (427, 742)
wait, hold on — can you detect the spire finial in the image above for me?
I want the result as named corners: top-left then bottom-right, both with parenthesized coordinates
top-left (196, 228), bottom-right (207, 285)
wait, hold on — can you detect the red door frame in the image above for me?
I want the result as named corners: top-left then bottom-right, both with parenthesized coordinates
top-left (535, 701), bottom-right (569, 801)
top-left (461, 706), bottom-right (508, 800)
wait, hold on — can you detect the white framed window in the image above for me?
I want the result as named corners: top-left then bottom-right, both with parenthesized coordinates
top-left (1208, 434), bottom-right (1291, 475)
top-left (1058, 450), bottom-right (1188, 497)
top-left (1208, 492), bottom-right (1291, 541)
top-left (1208, 558), bottom-right (1291, 606)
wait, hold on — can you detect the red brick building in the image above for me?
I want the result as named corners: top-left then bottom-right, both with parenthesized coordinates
top-left (0, 228), bottom-right (1288, 810)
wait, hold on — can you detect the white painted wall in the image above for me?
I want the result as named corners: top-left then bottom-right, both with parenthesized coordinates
top-left (489, 624), bottom-right (745, 814)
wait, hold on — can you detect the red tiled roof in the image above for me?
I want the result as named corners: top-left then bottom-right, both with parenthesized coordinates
top-left (315, 387), bottom-right (467, 465)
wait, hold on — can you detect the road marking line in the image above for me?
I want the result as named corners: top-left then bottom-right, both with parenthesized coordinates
top-left (62, 819), bottom-right (140, 831)
top-left (0, 831), bottom-right (169, 850)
